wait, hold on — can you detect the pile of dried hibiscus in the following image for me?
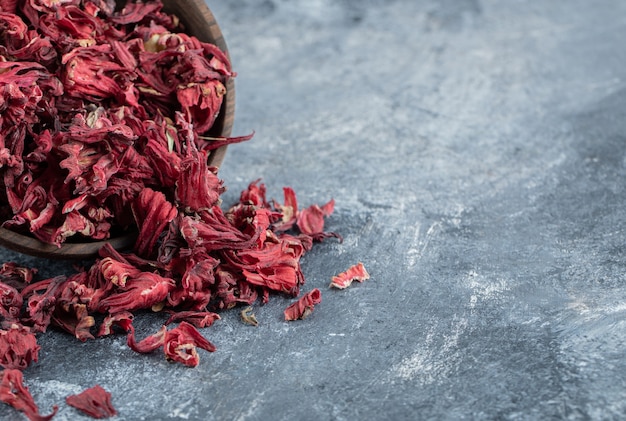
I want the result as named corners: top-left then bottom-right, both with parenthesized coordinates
top-left (0, 0), bottom-right (372, 419)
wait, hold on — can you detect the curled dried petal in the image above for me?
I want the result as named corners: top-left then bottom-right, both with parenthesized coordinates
top-left (132, 188), bottom-right (178, 258)
top-left (296, 199), bottom-right (342, 242)
top-left (163, 321), bottom-right (216, 367)
top-left (329, 262), bottom-right (370, 289)
top-left (284, 288), bottom-right (322, 321)
top-left (0, 369), bottom-right (58, 421)
top-left (164, 311), bottom-right (220, 328)
top-left (126, 324), bottom-right (166, 354)
top-left (0, 324), bottom-right (40, 370)
top-left (97, 311), bottom-right (133, 337)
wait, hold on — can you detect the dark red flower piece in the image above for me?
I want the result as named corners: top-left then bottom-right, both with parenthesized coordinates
top-left (180, 206), bottom-right (255, 252)
top-left (95, 271), bottom-right (175, 314)
top-left (0, 369), bottom-right (58, 421)
top-left (100, 257), bottom-right (142, 288)
top-left (163, 321), bottom-right (216, 367)
top-left (52, 302), bottom-right (95, 342)
top-left (296, 199), bottom-right (342, 242)
top-left (97, 311), bottom-right (133, 337)
top-left (131, 188), bottom-right (178, 258)
top-left (0, 262), bottom-right (36, 290)
top-left (0, 324), bottom-right (40, 370)
top-left (284, 288), bottom-right (322, 321)
top-left (272, 186), bottom-right (298, 232)
top-left (165, 311), bottom-right (220, 328)
top-left (175, 146), bottom-right (223, 212)
top-left (21, 275), bottom-right (68, 333)
top-left (126, 324), bottom-right (167, 354)
top-left (66, 384), bottom-right (117, 419)
top-left (0, 281), bottom-right (22, 322)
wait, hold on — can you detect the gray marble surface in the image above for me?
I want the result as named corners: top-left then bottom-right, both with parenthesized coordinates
top-left (2, 0), bottom-right (626, 419)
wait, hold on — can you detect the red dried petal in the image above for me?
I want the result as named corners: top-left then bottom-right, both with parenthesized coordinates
top-left (176, 80), bottom-right (224, 134)
top-left (284, 288), bottom-right (322, 321)
top-left (52, 303), bottom-right (95, 342)
top-left (97, 311), bottom-right (133, 337)
top-left (296, 199), bottom-right (341, 242)
top-left (164, 311), bottom-right (220, 328)
top-left (96, 271), bottom-right (175, 314)
top-left (0, 281), bottom-right (22, 321)
top-left (175, 147), bottom-right (223, 212)
top-left (329, 262), bottom-right (370, 289)
top-left (100, 257), bottom-right (142, 287)
top-left (126, 324), bottom-right (166, 354)
top-left (273, 187), bottom-right (298, 232)
top-left (180, 207), bottom-right (254, 251)
top-left (0, 369), bottom-right (58, 421)
top-left (0, 324), bottom-right (40, 370)
top-left (66, 384), bottom-right (117, 419)
top-left (131, 188), bottom-right (178, 258)
top-left (163, 321), bottom-right (216, 367)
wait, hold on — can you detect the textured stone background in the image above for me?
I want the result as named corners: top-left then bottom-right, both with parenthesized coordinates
top-left (2, 0), bottom-right (626, 419)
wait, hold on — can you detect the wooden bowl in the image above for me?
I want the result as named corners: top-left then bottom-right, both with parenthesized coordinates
top-left (0, 0), bottom-right (235, 260)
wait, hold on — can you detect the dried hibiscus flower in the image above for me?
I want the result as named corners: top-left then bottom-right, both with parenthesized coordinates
top-left (0, 369), bottom-right (58, 421)
top-left (329, 262), bottom-right (370, 289)
top-left (164, 321), bottom-right (216, 367)
top-left (284, 288), bottom-right (322, 321)
top-left (0, 324), bottom-right (40, 370)
top-left (0, 0), bottom-right (247, 247)
top-left (66, 384), bottom-right (117, 419)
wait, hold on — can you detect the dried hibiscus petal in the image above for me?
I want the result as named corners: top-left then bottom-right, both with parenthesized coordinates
top-left (66, 384), bottom-right (117, 419)
top-left (0, 369), bottom-right (58, 421)
top-left (164, 311), bottom-right (220, 328)
top-left (163, 321), bottom-right (216, 367)
top-left (0, 281), bottom-right (22, 322)
top-left (296, 199), bottom-right (342, 242)
top-left (284, 288), bottom-right (322, 321)
top-left (97, 311), bottom-right (133, 337)
top-left (0, 324), bottom-right (40, 370)
top-left (131, 188), bottom-right (178, 258)
top-left (329, 262), bottom-right (370, 289)
top-left (126, 324), bottom-right (166, 354)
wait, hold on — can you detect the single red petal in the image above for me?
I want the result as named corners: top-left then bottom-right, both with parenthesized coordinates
top-left (296, 200), bottom-right (342, 242)
top-left (0, 324), bottom-right (40, 370)
top-left (96, 271), bottom-right (175, 314)
top-left (132, 188), bottom-right (178, 258)
top-left (272, 186), bottom-right (298, 232)
top-left (66, 384), bottom-right (117, 419)
top-left (164, 311), bottom-right (220, 328)
top-left (99, 257), bottom-right (142, 287)
top-left (51, 303), bottom-right (95, 342)
top-left (163, 321), bottom-right (216, 367)
top-left (97, 311), bottom-right (134, 337)
top-left (0, 369), bottom-right (58, 421)
top-left (329, 262), bottom-right (370, 289)
top-left (284, 288), bottom-right (322, 321)
top-left (126, 324), bottom-right (166, 354)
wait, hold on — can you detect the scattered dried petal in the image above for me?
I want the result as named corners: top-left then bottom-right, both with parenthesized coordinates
top-left (329, 262), bottom-right (370, 289)
top-left (0, 369), bottom-right (58, 421)
top-left (66, 384), bottom-right (117, 419)
top-left (163, 321), bottom-right (216, 367)
top-left (284, 289), bottom-right (322, 321)
top-left (126, 324), bottom-right (166, 354)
